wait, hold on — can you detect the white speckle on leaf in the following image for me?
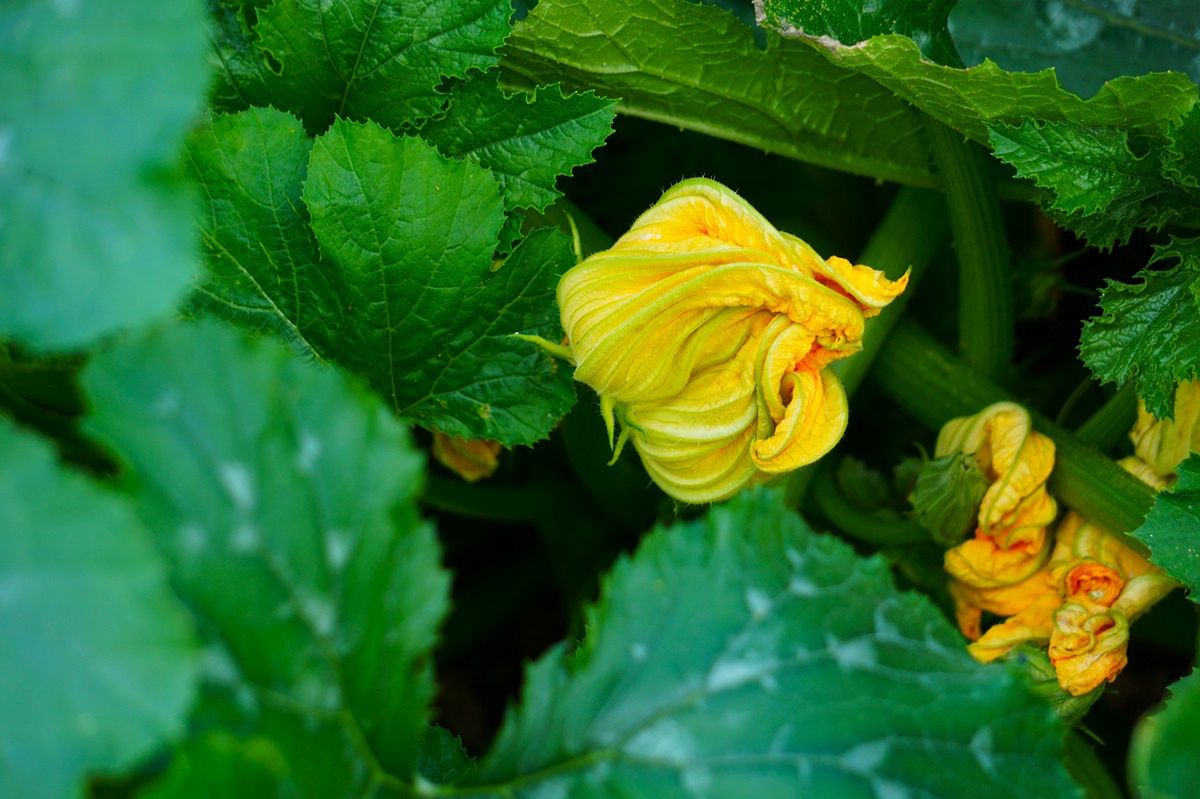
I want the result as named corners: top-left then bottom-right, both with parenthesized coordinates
top-left (178, 523), bottom-right (207, 554)
top-left (758, 673), bottom-right (779, 692)
top-left (788, 575), bottom-right (819, 597)
top-left (623, 717), bottom-right (696, 765)
top-left (873, 606), bottom-right (902, 640)
top-left (971, 727), bottom-right (997, 775)
top-left (707, 654), bottom-right (775, 692)
top-left (230, 523), bottom-right (260, 553)
top-left (785, 547), bottom-right (805, 567)
top-left (630, 642), bottom-right (648, 662)
top-left (768, 723), bottom-right (793, 755)
top-left (873, 779), bottom-right (911, 799)
top-left (299, 592), bottom-right (335, 638)
top-left (1045, 1), bottom-right (1103, 51)
top-left (0, 127), bottom-right (12, 168)
top-left (841, 739), bottom-right (890, 773)
top-left (325, 528), bottom-right (352, 570)
top-left (218, 462), bottom-right (256, 511)
top-left (153, 389), bottom-right (181, 418)
top-left (827, 634), bottom-right (877, 670)
top-left (683, 765), bottom-right (713, 793)
top-left (297, 432), bottom-right (322, 472)
top-left (745, 586), bottom-right (772, 618)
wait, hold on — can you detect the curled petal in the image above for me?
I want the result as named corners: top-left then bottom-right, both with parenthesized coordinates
top-left (1049, 601), bottom-right (1129, 696)
top-left (1130, 380), bottom-right (1200, 477)
top-left (967, 590), bottom-right (1059, 662)
top-left (556, 179), bottom-right (904, 503)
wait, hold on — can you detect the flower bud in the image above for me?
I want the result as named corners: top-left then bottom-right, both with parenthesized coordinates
top-left (1129, 380), bottom-right (1200, 477)
top-left (935, 403), bottom-right (1058, 640)
top-left (432, 433), bottom-right (501, 483)
top-left (557, 179), bottom-right (907, 503)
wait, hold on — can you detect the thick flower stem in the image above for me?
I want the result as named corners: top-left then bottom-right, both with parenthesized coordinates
top-left (925, 118), bottom-right (1014, 382)
top-left (1074, 382), bottom-right (1138, 452)
top-left (810, 463), bottom-right (928, 546)
top-left (871, 321), bottom-right (1155, 545)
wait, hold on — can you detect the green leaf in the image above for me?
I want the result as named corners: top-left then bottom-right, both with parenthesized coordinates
top-left (757, 8), bottom-right (1198, 144)
top-left (949, 0), bottom-right (1200, 98)
top-left (82, 320), bottom-right (450, 778)
top-left (229, 0), bottom-right (511, 131)
top-left (0, 420), bottom-right (198, 799)
top-left (756, 0), bottom-right (957, 62)
top-left (421, 74), bottom-right (617, 213)
top-left (0, 0), bottom-right (208, 349)
top-left (1128, 454), bottom-right (1200, 600)
top-left (185, 107), bottom-right (346, 358)
top-left (1129, 669), bottom-right (1200, 799)
top-left (450, 490), bottom-right (1080, 798)
top-left (1080, 238), bottom-right (1200, 418)
top-left (303, 119), bottom-right (576, 444)
top-left (504, 0), bottom-right (938, 188)
top-left (1164, 106), bottom-right (1200, 189)
top-left (987, 120), bottom-right (1200, 248)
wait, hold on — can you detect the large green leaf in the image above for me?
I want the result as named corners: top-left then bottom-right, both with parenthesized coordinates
top-left (757, 3), bottom-right (1198, 143)
top-left (0, 0), bottom-right (208, 349)
top-left (950, 0), bottom-right (1200, 98)
top-left (82, 320), bottom-right (450, 779)
top-left (421, 74), bottom-right (617, 213)
top-left (302, 119), bottom-right (576, 444)
top-left (1079, 238), bottom-right (1200, 418)
top-left (504, 0), bottom-right (937, 188)
top-left (757, 0), bottom-right (957, 61)
top-left (988, 121), bottom-right (1200, 247)
top-left (212, 0), bottom-right (511, 132)
top-left (1128, 455), bottom-right (1200, 601)
top-left (446, 490), bottom-right (1080, 798)
top-left (185, 107), bottom-right (345, 358)
top-left (1129, 669), bottom-right (1200, 799)
top-left (0, 421), bottom-right (198, 799)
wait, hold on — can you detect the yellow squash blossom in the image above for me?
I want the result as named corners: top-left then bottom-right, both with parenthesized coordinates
top-left (432, 433), bottom-right (502, 483)
top-left (1129, 380), bottom-right (1200, 477)
top-left (556, 178), bottom-right (907, 503)
top-left (934, 402), bottom-right (1058, 643)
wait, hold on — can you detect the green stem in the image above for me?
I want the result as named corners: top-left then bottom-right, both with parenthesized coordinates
top-left (810, 463), bottom-right (928, 546)
top-left (788, 187), bottom-right (949, 506)
top-left (925, 118), bottom-right (1014, 381)
top-left (871, 321), bottom-right (1154, 544)
top-left (1074, 382), bottom-right (1138, 452)
top-left (421, 476), bottom-right (569, 525)
top-left (830, 186), bottom-right (949, 396)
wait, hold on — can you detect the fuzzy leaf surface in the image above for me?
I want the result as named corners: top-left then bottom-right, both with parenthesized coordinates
top-left (504, 0), bottom-right (936, 188)
top-left (0, 0), bottom-right (207, 349)
top-left (448, 490), bottom-right (1080, 798)
top-left (220, 0), bottom-right (511, 131)
top-left (988, 121), bottom-right (1200, 247)
top-left (83, 321), bottom-right (449, 779)
top-left (1128, 455), bottom-right (1200, 601)
top-left (1130, 669), bottom-right (1200, 799)
top-left (302, 120), bottom-right (575, 444)
top-left (185, 107), bottom-right (345, 357)
top-left (950, 0), bottom-right (1200, 98)
top-left (1080, 239), bottom-right (1200, 417)
top-left (0, 421), bottom-right (198, 799)
top-left (421, 75), bottom-right (617, 213)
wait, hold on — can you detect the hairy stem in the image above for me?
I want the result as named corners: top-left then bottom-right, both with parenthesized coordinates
top-left (925, 118), bottom-right (1014, 381)
top-left (1074, 382), bottom-right (1138, 452)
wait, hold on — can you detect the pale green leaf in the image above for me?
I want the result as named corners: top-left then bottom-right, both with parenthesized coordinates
top-left (0, 0), bottom-right (208, 349)
top-left (504, 0), bottom-right (937, 188)
top-left (448, 490), bottom-right (1081, 798)
top-left (0, 421), bottom-right (198, 799)
top-left (302, 119), bottom-right (576, 444)
top-left (756, 0), bottom-right (957, 61)
top-left (1080, 238), bottom-right (1200, 417)
top-left (1128, 455), bottom-right (1200, 600)
top-left (1129, 669), bottom-right (1200, 799)
top-left (82, 320), bottom-right (450, 778)
top-left (421, 74), bottom-right (617, 213)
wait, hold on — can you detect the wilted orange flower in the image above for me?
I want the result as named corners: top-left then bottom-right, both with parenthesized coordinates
top-left (935, 402), bottom-right (1058, 643)
top-left (556, 179), bottom-right (907, 503)
top-left (432, 433), bottom-right (502, 483)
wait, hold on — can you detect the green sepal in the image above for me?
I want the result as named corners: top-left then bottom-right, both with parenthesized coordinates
top-left (910, 451), bottom-right (988, 547)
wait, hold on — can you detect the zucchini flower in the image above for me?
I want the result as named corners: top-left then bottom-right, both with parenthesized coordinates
top-left (556, 179), bottom-right (907, 503)
top-left (1129, 380), bottom-right (1200, 477)
top-left (934, 402), bottom-right (1058, 642)
top-left (432, 433), bottom-right (501, 483)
